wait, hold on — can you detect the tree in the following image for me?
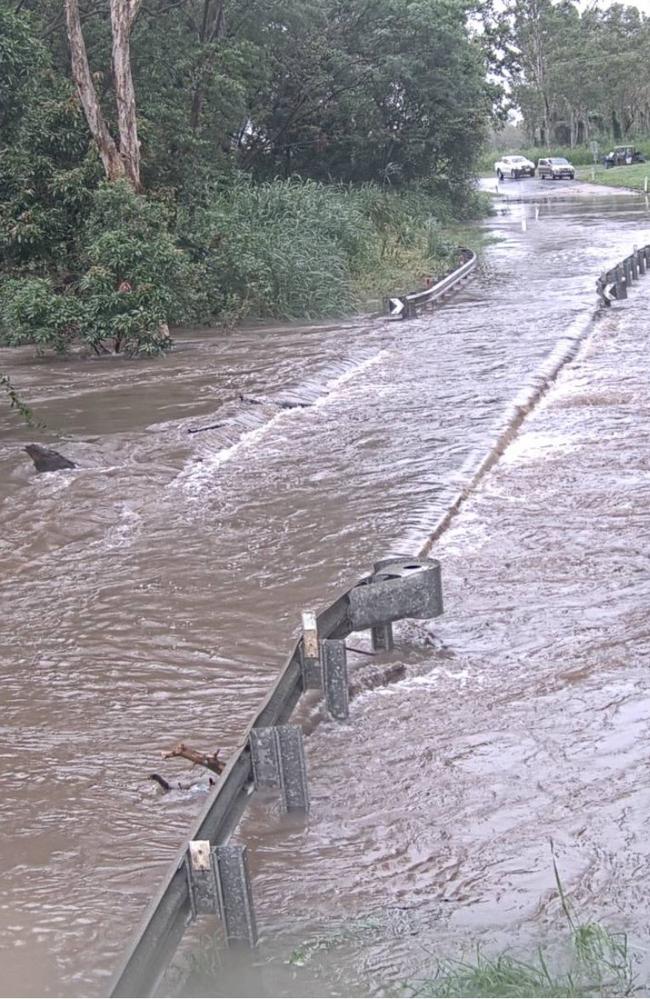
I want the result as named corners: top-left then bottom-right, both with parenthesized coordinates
top-left (64, 0), bottom-right (142, 188)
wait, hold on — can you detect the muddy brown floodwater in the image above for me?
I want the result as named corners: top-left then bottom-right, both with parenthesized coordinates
top-left (1, 187), bottom-right (650, 997)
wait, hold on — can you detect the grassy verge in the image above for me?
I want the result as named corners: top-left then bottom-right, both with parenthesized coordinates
top-left (179, 180), bottom-right (492, 323)
top-left (401, 923), bottom-right (634, 998)
top-left (400, 861), bottom-right (637, 999)
top-left (575, 163), bottom-right (649, 192)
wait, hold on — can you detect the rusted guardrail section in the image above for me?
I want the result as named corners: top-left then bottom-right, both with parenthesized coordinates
top-left (596, 244), bottom-right (650, 305)
top-left (385, 248), bottom-right (477, 320)
top-left (109, 558), bottom-right (444, 997)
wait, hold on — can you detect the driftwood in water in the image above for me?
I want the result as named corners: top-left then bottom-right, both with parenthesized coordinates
top-left (187, 422), bottom-right (223, 434)
top-left (148, 771), bottom-right (216, 794)
top-left (163, 741), bottom-right (224, 775)
top-left (149, 772), bottom-right (171, 792)
top-left (24, 444), bottom-right (76, 472)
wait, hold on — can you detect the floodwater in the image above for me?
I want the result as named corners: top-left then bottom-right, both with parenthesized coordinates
top-left (1, 180), bottom-right (650, 997)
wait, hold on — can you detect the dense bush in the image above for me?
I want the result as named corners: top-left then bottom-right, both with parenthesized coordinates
top-left (178, 178), bottom-right (478, 322)
top-left (1, 183), bottom-right (199, 355)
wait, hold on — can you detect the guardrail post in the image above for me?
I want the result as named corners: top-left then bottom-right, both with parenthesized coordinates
top-left (616, 263), bottom-right (628, 298)
top-left (300, 609), bottom-right (321, 689)
top-left (249, 725), bottom-right (309, 812)
top-left (185, 842), bottom-right (257, 947)
top-left (321, 639), bottom-right (349, 720)
top-left (637, 248), bottom-right (646, 275)
top-left (348, 559), bottom-right (443, 630)
top-left (371, 623), bottom-right (394, 652)
top-left (215, 846), bottom-right (257, 946)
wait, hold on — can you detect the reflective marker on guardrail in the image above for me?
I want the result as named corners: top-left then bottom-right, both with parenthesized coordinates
top-left (385, 249), bottom-right (477, 321)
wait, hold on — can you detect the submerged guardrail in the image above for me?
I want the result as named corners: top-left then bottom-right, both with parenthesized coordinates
top-left (109, 558), bottom-right (444, 997)
top-left (596, 244), bottom-right (650, 305)
top-left (384, 247), bottom-right (477, 320)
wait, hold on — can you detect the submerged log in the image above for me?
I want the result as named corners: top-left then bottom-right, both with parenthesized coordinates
top-left (348, 662), bottom-right (405, 699)
top-left (24, 444), bottom-right (76, 473)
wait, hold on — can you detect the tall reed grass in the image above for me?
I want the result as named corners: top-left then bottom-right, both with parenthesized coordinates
top-left (178, 178), bottom-right (487, 322)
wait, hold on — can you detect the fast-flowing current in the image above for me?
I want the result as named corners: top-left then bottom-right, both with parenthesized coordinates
top-left (2, 181), bottom-right (650, 996)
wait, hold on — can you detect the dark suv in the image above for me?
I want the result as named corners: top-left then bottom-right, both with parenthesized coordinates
top-left (538, 157), bottom-right (576, 180)
top-left (603, 146), bottom-right (645, 168)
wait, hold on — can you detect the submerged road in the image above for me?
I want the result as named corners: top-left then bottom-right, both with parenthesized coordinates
top-left (1, 182), bottom-right (649, 995)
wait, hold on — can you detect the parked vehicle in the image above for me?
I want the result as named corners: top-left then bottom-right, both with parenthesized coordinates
top-left (603, 146), bottom-right (646, 168)
top-left (494, 155), bottom-right (536, 180)
top-left (538, 156), bottom-right (576, 180)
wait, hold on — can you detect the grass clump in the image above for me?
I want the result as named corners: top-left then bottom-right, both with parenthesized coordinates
top-left (403, 925), bottom-right (633, 998)
top-left (400, 859), bottom-right (636, 998)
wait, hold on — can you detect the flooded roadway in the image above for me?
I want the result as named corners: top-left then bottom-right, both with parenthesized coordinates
top-left (1, 180), bottom-right (650, 996)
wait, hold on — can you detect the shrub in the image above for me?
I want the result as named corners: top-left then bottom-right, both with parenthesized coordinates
top-left (0, 182), bottom-right (201, 355)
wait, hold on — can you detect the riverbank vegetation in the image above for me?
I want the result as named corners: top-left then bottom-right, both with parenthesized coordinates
top-left (0, 0), bottom-right (497, 357)
top-left (401, 861), bottom-right (637, 998)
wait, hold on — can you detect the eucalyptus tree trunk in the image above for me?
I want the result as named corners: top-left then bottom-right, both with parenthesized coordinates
top-left (190, 0), bottom-right (226, 131)
top-left (64, 0), bottom-right (125, 181)
top-left (110, 0), bottom-right (142, 189)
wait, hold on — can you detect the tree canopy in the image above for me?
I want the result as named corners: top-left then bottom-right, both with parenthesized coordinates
top-left (0, 0), bottom-right (498, 355)
top-left (498, 0), bottom-right (650, 146)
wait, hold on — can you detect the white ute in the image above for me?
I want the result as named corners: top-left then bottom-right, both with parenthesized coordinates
top-left (494, 155), bottom-right (535, 180)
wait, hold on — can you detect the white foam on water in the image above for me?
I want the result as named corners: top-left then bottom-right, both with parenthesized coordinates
top-left (175, 349), bottom-right (389, 494)
top-left (392, 310), bottom-right (597, 558)
top-left (501, 429), bottom-right (579, 466)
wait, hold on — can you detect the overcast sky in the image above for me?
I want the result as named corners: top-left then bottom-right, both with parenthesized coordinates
top-left (596, 0), bottom-right (650, 11)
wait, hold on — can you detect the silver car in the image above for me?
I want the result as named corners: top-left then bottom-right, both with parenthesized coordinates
top-left (538, 156), bottom-right (576, 180)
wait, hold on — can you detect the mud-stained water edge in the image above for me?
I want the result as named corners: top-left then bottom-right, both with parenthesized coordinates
top-left (2, 187), bottom-right (650, 996)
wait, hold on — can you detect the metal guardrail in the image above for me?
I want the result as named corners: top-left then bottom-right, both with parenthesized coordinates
top-left (109, 558), bottom-right (443, 997)
top-left (596, 244), bottom-right (650, 305)
top-left (385, 248), bottom-right (477, 320)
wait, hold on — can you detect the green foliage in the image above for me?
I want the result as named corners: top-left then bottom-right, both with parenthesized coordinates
top-left (1, 183), bottom-right (199, 355)
top-left (495, 0), bottom-right (650, 148)
top-left (399, 859), bottom-right (635, 999)
top-left (239, 0), bottom-right (496, 186)
top-left (0, 7), bottom-right (48, 138)
top-left (400, 925), bottom-right (633, 998)
top-left (178, 178), bottom-right (467, 321)
top-left (78, 182), bottom-right (198, 354)
top-left (0, 277), bottom-right (82, 353)
top-left (0, 0), bottom-right (495, 356)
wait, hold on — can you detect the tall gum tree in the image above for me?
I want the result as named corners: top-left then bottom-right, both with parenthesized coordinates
top-left (64, 0), bottom-right (142, 189)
